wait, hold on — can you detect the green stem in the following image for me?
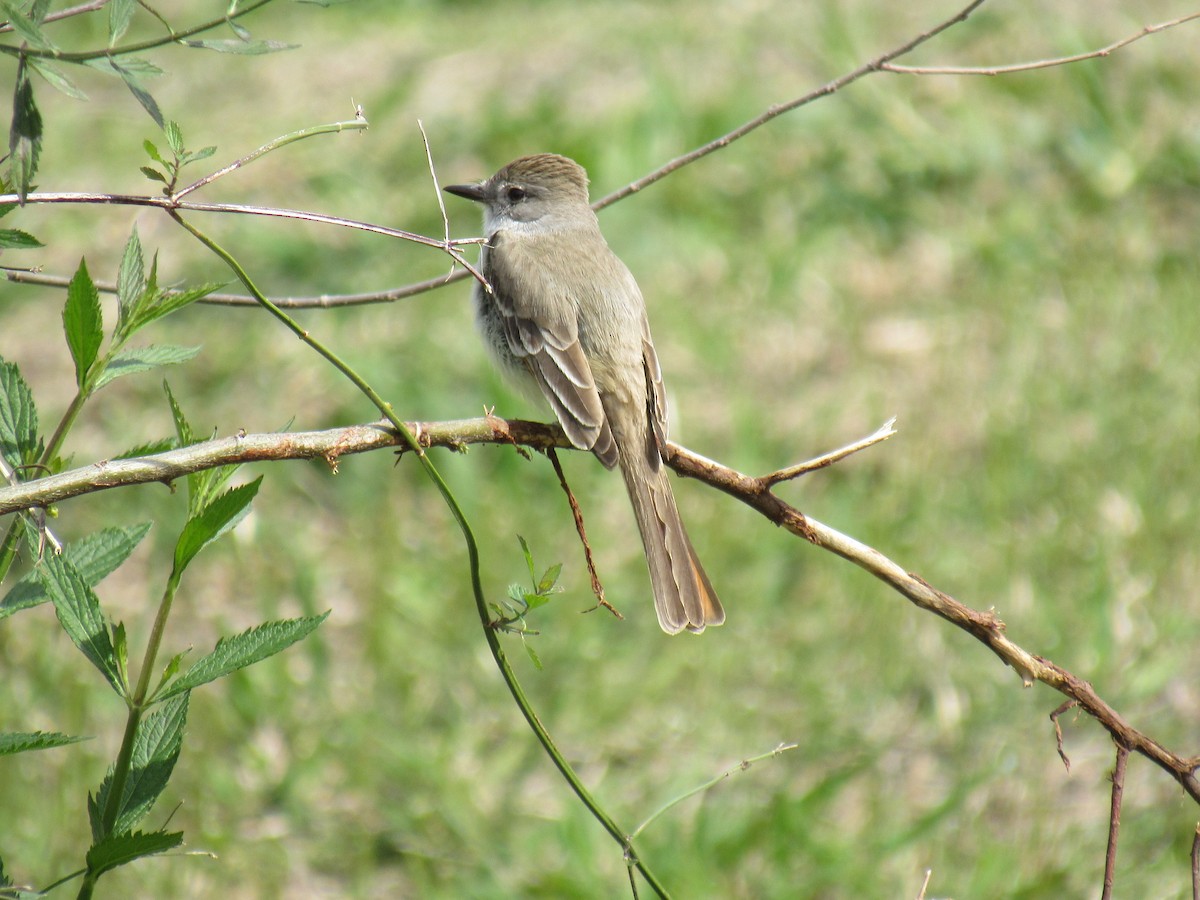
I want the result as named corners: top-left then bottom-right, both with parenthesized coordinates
top-left (171, 212), bottom-right (670, 897)
top-left (79, 565), bottom-right (181, 899)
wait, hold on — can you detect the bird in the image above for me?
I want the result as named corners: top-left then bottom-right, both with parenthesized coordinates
top-left (445, 153), bottom-right (724, 634)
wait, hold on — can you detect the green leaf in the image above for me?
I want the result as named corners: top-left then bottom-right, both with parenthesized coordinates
top-left (124, 281), bottom-right (221, 335)
top-left (26, 57), bottom-right (88, 100)
top-left (523, 590), bottom-right (552, 611)
top-left (2, 521), bottom-right (152, 619)
top-left (96, 693), bottom-right (188, 835)
top-left (0, 731), bottom-right (88, 756)
top-left (108, 0), bottom-right (135, 45)
top-left (518, 535), bottom-right (536, 583)
top-left (142, 139), bottom-right (166, 166)
top-left (64, 259), bottom-right (103, 389)
top-left (94, 345), bottom-right (201, 391)
top-left (115, 227), bottom-right (145, 334)
top-left (162, 121), bottom-right (184, 158)
top-left (38, 554), bottom-right (124, 695)
top-left (180, 145), bottom-right (217, 166)
top-left (523, 640), bottom-right (543, 670)
top-left (112, 62), bottom-right (162, 127)
top-left (0, 356), bottom-right (39, 468)
top-left (173, 477), bottom-right (262, 573)
top-left (181, 38), bottom-right (297, 55)
top-left (85, 830), bottom-right (183, 878)
top-left (0, 227), bottom-right (43, 248)
top-left (537, 562), bottom-right (562, 594)
top-left (9, 57), bottom-right (43, 203)
top-left (113, 437), bottom-right (174, 460)
top-left (163, 379), bottom-right (195, 445)
top-left (157, 613), bottom-right (329, 700)
top-left (81, 56), bottom-right (163, 80)
top-left (0, 2), bottom-right (55, 51)
top-left (139, 165), bottom-right (168, 185)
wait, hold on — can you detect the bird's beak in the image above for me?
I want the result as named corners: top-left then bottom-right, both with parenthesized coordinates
top-left (444, 182), bottom-right (487, 203)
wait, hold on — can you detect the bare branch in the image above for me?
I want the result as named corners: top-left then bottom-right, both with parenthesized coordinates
top-left (882, 12), bottom-right (1200, 77)
top-left (1101, 745), bottom-right (1130, 900)
top-left (1192, 823), bottom-right (1199, 900)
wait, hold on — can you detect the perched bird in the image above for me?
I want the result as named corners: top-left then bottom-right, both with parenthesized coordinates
top-left (446, 154), bottom-right (724, 634)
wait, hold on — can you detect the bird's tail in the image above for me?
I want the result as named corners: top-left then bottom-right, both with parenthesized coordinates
top-left (619, 450), bottom-right (724, 634)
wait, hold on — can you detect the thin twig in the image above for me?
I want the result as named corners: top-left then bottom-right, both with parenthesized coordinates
top-left (883, 12), bottom-right (1200, 76)
top-left (916, 869), bottom-right (933, 900)
top-left (3, 268), bottom-right (463, 308)
top-left (763, 417), bottom-right (897, 486)
top-left (1050, 700), bottom-right (1079, 774)
top-left (1101, 745), bottom-right (1130, 900)
top-left (592, 0), bottom-right (989, 210)
top-left (1192, 823), bottom-right (1199, 900)
top-left (418, 119), bottom-right (462, 287)
top-left (630, 742), bottom-right (799, 841)
top-left (0, 191), bottom-right (491, 288)
top-left (0, 0), bottom-right (108, 31)
top-left (174, 114), bottom-right (369, 201)
top-left (546, 448), bottom-right (620, 619)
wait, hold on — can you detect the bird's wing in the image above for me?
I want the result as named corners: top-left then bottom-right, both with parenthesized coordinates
top-left (487, 231), bottom-right (618, 468)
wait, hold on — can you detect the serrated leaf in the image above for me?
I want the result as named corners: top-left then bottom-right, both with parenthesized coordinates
top-left (0, 2), bottom-right (55, 51)
top-left (36, 554), bottom-right (124, 695)
top-left (139, 165), bottom-right (168, 185)
top-left (9, 57), bottom-right (43, 203)
top-left (153, 649), bottom-right (189, 696)
top-left (162, 121), bottom-right (184, 157)
top-left (94, 345), bottom-right (201, 391)
top-left (173, 477), bottom-right (261, 573)
top-left (157, 612), bottom-right (328, 700)
top-left (125, 281), bottom-right (220, 334)
top-left (0, 227), bottom-right (43, 248)
top-left (162, 379), bottom-right (194, 445)
top-left (108, 0), bottom-right (134, 44)
top-left (0, 731), bottom-right (88, 756)
top-left (115, 227), bottom-right (145, 332)
top-left (64, 259), bottom-right (103, 389)
top-left (142, 139), bottom-right (165, 166)
top-left (2, 521), bottom-right (152, 619)
top-left (93, 693), bottom-right (188, 835)
top-left (113, 437), bottom-right (174, 460)
top-left (506, 583), bottom-right (525, 604)
top-left (180, 145), bottom-right (216, 166)
top-left (26, 57), bottom-right (87, 100)
top-left (0, 356), bottom-right (39, 468)
top-left (85, 830), bottom-right (183, 878)
top-left (181, 38), bottom-right (297, 54)
top-left (518, 535), bottom-right (536, 583)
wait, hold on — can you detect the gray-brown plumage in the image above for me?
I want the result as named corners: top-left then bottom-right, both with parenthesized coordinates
top-left (445, 154), bottom-right (723, 634)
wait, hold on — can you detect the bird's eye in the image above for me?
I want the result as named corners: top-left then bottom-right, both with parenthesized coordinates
top-left (505, 186), bottom-right (527, 202)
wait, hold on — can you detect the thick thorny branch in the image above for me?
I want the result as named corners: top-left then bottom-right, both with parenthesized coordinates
top-left (2, 415), bottom-right (1197, 808)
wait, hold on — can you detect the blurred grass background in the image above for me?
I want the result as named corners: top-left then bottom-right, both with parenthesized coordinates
top-left (2, 0), bottom-right (1199, 896)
